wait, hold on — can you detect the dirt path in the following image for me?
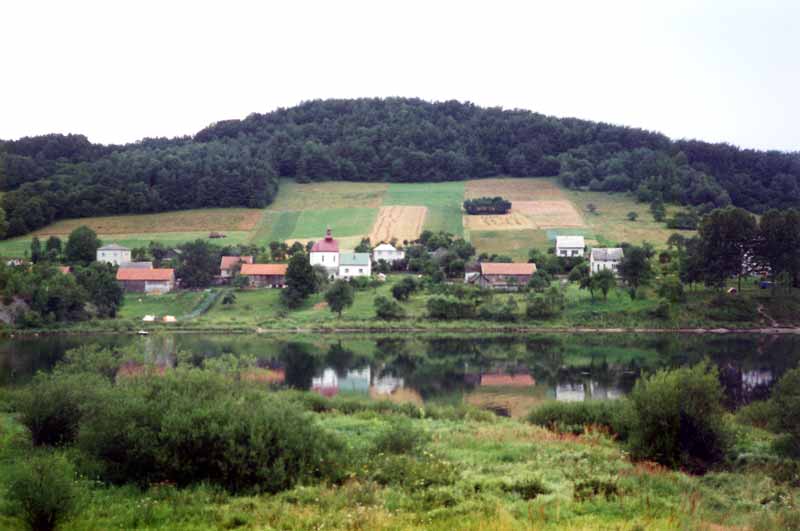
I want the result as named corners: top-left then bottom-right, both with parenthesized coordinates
top-left (756, 304), bottom-right (780, 328)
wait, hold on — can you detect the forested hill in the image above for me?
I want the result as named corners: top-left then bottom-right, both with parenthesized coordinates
top-left (2, 97), bottom-right (799, 238)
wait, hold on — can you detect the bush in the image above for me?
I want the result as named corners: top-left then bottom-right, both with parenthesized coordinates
top-left (478, 296), bottom-right (518, 322)
top-left (771, 367), bottom-right (800, 458)
top-left (76, 370), bottom-right (348, 492)
top-left (426, 296), bottom-right (476, 319)
top-left (706, 294), bottom-right (757, 322)
top-left (501, 478), bottom-right (550, 500)
top-left (372, 417), bottom-right (430, 455)
top-left (374, 296), bottom-right (406, 320)
top-left (650, 299), bottom-right (672, 320)
top-left (12, 372), bottom-right (109, 446)
top-left (658, 276), bottom-right (686, 303)
top-left (525, 287), bottom-right (565, 319)
top-left (391, 277), bottom-right (418, 301)
top-left (2, 452), bottom-right (83, 531)
top-left (735, 399), bottom-right (777, 430)
top-left (625, 362), bottom-right (731, 472)
top-left (527, 400), bottom-right (626, 436)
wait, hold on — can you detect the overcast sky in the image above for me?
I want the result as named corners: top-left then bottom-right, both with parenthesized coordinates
top-left (2, 0), bottom-right (798, 151)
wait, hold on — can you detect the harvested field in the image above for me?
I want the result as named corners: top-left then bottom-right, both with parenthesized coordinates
top-left (513, 200), bottom-right (585, 228)
top-left (465, 177), bottom-right (566, 200)
top-left (268, 180), bottom-right (388, 211)
top-left (369, 206), bottom-right (427, 243)
top-left (32, 209), bottom-right (263, 236)
top-left (463, 211), bottom-right (534, 231)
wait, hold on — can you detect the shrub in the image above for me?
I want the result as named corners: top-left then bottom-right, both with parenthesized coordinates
top-left (391, 277), bottom-right (418, 301)
top-left (525, 287), bottom-right (565, 319)
top-left (2, 452), bottom-right (83, 531)
top-left (650, 299), bottom-right (672, 320)
top-left (222, 292), bottom-right (236, 305)
top-left (658, 276), bottom-right (686, 303)
top-left (735, 399), bottom-right (777, 430)
top-left (372, 417), bottom-right (430, 455)
top-left (368, 454), bottom-right (458, 490)
top-left (706, 294), bottom-right (757, 322)
top-left (374, 296), bottom-right (406, 320)
top-left (426, 296), bottom-right (476, 319)
top-left (500, 478), bottom-right (550, 500)
top-left (77, 370), bottom-right (348, 492)
top-left (527, 400), bottom-right (626, 436)
top-left (573, 478), bottom-right (619, 501)
top-left (625, 362), bottom-right (731, 472)
top-left (12, 372), bottom-right (109, 447)
top-left (478, 296), bottom-right (518, 322)
top-left (771, 367), bottom-right (800, 458)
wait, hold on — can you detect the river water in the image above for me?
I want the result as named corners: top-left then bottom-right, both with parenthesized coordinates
top-left (2, 333), bottom-right (798, 416)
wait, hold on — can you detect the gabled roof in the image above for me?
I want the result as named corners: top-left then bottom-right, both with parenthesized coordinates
top-left (240, 263), bottom-right (288, 276)
top-left (374, 243), bottom-right (398, 252)
top-left (340, 253), bottom-right (370, 266)
top-left (117, 268), bottom-right (174, 281)
top-left (591, 247), bottom-right (624, 261)
top-left (220, 255), bottom-right (253, 270)
top-left (555, 235), bottom-right (585, 248)
top-left (480, 262), bottom-right (536, 276)
top-left (311, 228), bottom-right (339, 253)
top-left (99, 243), bottom-right (130, 251)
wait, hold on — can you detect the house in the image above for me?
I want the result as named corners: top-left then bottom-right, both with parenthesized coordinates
top-left (464, 262), bottom-right (481, 284)
top-left (220, 255), bottom-right (253, 278)
top-left (477, 262), bottom-right (536, 290)
top-left (240, 263), bottom-right (288, 288)
top-left (97, 243), bottom-right (131, 265)
top-left (590, 247), bottom-right (624, 275)
top-left (555, 236), bottom-right (585, 257)
top-left (339, 253), bottom-right (371, 279)
top-left (310, 228), bottom-right (339, 276)
top-left (373, 243), bottom-right (404, 263)
top-left (117, 268), bottom-right (175, 293)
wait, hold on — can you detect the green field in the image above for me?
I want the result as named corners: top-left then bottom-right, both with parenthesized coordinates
top-left (0, 178), bottom-right (692, 258)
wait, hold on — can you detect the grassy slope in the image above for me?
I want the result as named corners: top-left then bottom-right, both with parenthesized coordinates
top-left (0, 178), bottom-right (689, 258)
top-left (0, 409), bottom-right (792, 530)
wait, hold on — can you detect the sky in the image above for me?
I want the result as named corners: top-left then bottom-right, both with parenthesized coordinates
top-left (2, 0), bottom-right (798, 151)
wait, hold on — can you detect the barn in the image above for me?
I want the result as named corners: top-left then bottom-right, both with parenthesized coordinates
top-left (477, 262), bottom-right (536, 290)
top-left (240, 263), bottom-right (288, 288)
top-left (117, 268), bottom-right (175, 293)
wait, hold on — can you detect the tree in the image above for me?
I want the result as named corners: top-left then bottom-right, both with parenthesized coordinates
top-left (391, 277), bottom-right (418, 301)
top-left (374, 295), bottom-right (406, 320)
top-left (74, 263), bottom-right (124, 318)
top-left (586, 203), bottom-right (597, 215)
top-left (287, 241), bottom-right (305, 257)
top-left (0, 207), bottom-right (8, 240)
top-left (30, 237), bottom-right (42, 263)
top-left (592, 269), bottom-right (616, 301)
top-left (697, 207), bottom-right (757, 290)
top-left (617, 244), bottom-right (655, 299)
top-left (64, 226), bottom-right (100, 265)
top-left (527, 271), bottom-right (550, 292)
top-left (354, 238), bottom-right (371, 253)
top-left (324, 280), bottom-right (354, 317)
top-left (650, 199), bottom-right (666, 222)
top-left (627, 211), bottom-right (638, 221)
top-left (45, 236), bottom-right (62, 255)
top-left (755, 209), bottom-right (800, 287)
top-left (176, 240), bottom-right (220, 288)
top-left (282, 253), bottom-right (318, 308)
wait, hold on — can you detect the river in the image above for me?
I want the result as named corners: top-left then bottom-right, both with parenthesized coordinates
top-left (2, 333), bottom-right (798, 416)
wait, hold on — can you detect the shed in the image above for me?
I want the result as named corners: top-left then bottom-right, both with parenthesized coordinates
top-left (117, 268), bottom-right (175, 294)
top-left (240, 263), bottom-right (288, 288)
top-left (478, 262), bottom-right (536, 290)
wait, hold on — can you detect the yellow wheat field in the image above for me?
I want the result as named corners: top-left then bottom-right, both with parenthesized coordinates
top-left (368, 206), bottom-right (428, 243)
top-left (513, 200), bottom-right (585, 228)
top-left (463, 211), bottom-right (535, 231)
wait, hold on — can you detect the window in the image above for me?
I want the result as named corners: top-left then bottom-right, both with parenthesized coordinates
top-left (358, 268), bottom-right (363, 273)
top-left (321, 255), bottom-right (324, 262)
top-left (344, 268), bottom-right (349, 273)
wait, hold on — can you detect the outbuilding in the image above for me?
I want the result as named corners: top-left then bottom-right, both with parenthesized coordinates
top-left (590, 247), bottom-right (624, 275)
top-left (477, 262), bottom-right (536, 290)
top-left (373, 243), bottom-right (405, 263)
top-left (220, 255), bottom-right (253, 278)
top-left (117, 268), bottom-right (175, 294)
top-left (240, 263), bottom-right (288, 288)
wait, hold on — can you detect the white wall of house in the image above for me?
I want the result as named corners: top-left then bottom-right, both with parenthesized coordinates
top-left (373, 249), bottom-right (405, 262)
top-left (144, 280), bottom-right (173, 294)
top-left (97, 249), bottom-right (131, 265)
top-left (556, 246), bottom-right (583, 257)
top-left (310, 252), bottom-right (338, 268)
top-left (338, 262), bottom-right (371, 279)
top-left (590, 259), bottom-right (620, 274)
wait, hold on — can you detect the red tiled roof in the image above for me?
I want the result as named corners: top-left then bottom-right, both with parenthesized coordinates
top-left (220, 255), bottom-right (253, 270)
top-left (116, 268), bottom-right (174, 281)
top-left (58, 266), bottom-right (71, 274)
top-left (240, 263), bottom-right (288, 276)
top-left (311, 228), bottom-right (339, 253)
top-left (480, 262), bottom-right (536, 276)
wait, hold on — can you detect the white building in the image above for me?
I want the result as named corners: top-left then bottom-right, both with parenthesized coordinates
top-left (97, 243), bottom-right (131, 265)
top-left (309, 229), bottom-right (339, 276)
top-left (590, 247), bottom-right (624, 275)
top-left (555, 235), bottom-right (585, 257)
top-left (372, 243), bottom-right (405, 263)
top-left (338, 253), bottom-right (371, 279)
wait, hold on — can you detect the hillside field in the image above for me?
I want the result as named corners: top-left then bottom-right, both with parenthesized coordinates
top-left (0, 178), bottom-right (692, 259)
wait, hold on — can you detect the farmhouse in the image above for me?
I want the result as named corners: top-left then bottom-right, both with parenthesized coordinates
top-left (590, 247), bottom-right (624, 275)
top-left (339, 253), bottom-right (371, 279)
top-left (555, 235), bottom-right (585, 257)
top-left (117, 268), bottom-right (175, 294)
top-left (220, 255), bottom-right (253, 278)
top-left (240, 263), bottom-right (288, 288)
top-left (310, 228), bottom-right (339, 276)
top-left (476, 262), bottom-right (536, 290)
top-left (97, 243), bottom-right (131, 265)
top-left (373, 243), bottom-right (405, 263)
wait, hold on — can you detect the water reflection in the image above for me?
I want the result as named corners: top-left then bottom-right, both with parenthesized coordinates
top-left (2, 333), bottom-right (798, 412)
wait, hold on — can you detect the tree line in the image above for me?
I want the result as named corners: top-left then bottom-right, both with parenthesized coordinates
top-left (3, 98), bottom-right (800, 238)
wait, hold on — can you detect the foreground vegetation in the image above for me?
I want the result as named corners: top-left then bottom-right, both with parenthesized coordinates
top-left (0, 347), bottom-right (798, 530)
